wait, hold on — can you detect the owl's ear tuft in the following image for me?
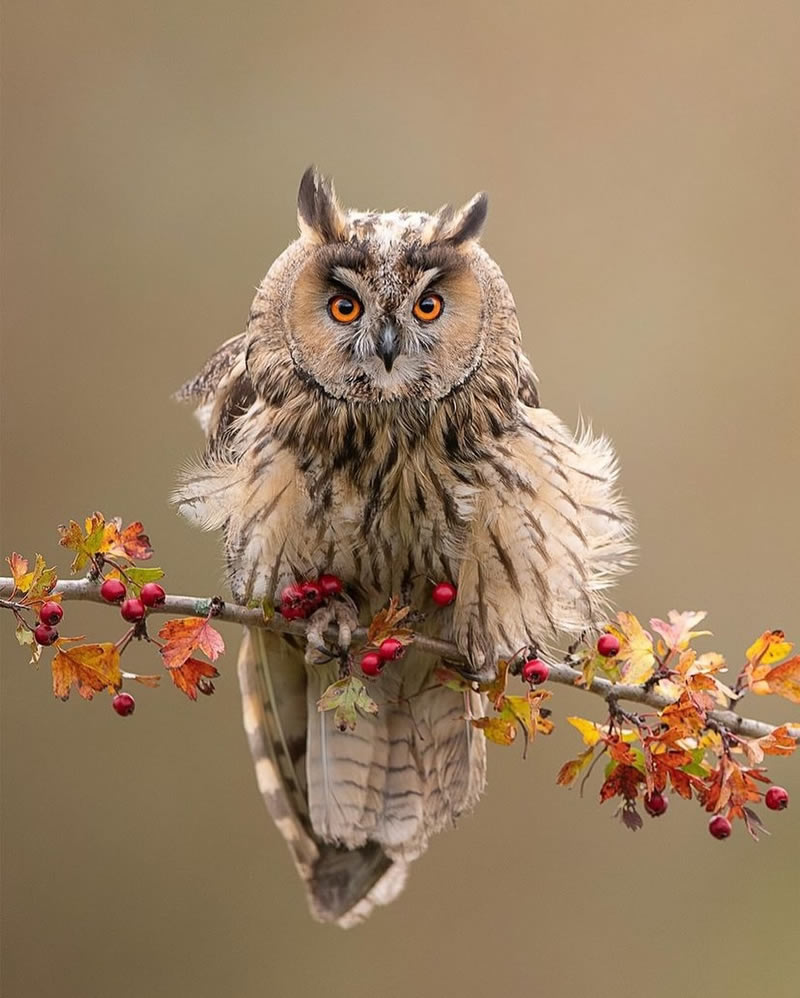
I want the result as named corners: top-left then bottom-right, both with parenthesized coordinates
top-left (297, 166), bottom-right (347, 243)
top-left (441, 192), bottom-right (488, 245)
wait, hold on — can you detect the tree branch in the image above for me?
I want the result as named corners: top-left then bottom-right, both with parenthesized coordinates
top-left (0, 576), bottom-right (791, 740)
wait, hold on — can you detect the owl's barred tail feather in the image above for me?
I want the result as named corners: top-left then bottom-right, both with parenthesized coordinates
top-left (238, 628), bottom-right (485, 926)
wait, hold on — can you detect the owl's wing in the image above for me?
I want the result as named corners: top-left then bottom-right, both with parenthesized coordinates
top-left (452, 406), bottom-right (632, 673)
top-left (518, 352), bottom-right (540, 408)
top-left (239, 627), bottom-right (409, 927)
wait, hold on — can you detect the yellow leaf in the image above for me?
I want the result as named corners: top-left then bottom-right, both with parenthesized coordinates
top-left (471, 715), bottom-right (516, 746)
top-left (568, 716), bottom-right (604, 747)
top-left (612, 611), bottom-right (656, 685)
top-left (746, 630), bottom-right (793, 672)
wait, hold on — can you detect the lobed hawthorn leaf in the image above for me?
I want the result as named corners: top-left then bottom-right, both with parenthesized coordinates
top-left (608, 611), bottom-right (656, 685)
top-left (158, 616), bottom-right (224, 670)
top-left (59, 513), bottom-right (154, 573)
top-left (471, 715), bottom-right (517, 746)
top-left (104, 566), bottom-right (165, 591)
top-left (114, 521), bottom-right (153, 561)
top-left (317, 675), bottom-right (379, 731)
top-left (52, 642), bottom-right (121, 701)
top-left (567, 716), bottom-right (637, 748)
top-left (752, 655), bottom-right (800, 704)
top-left (650, 610), bottom-right (711, 652)
top-left (366, 597), bottom-right (414, 647)
top-left (556, 746), bottom-right (596, 787)
top-left (168, 657), bottom-right (219, 700)
top-left (10, 553), bottom-right (59, 604)
top-left (6, 553), bottom-right (32, 593)
top-left (16, 621), bottom-right (42, 665)
top-left (746, 630), bottom-right (793, 672)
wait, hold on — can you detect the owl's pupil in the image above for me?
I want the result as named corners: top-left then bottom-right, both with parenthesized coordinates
top-left (338, 298), bottom-right (354, 314)
top-left (419, 298), bottom-right (435, 313)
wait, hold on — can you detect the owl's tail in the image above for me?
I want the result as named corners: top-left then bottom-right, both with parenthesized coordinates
top-left (237, 627), bottom-right (485, 927)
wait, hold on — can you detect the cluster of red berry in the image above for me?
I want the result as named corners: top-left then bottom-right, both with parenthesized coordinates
top-left (98, 579), bottom-right (167, 718)
top-left (33, 601), bottom-right (64, 647)
top-left (279, 574), bottom-right (344, 619)
top-left (360, 637), bottom-right (405, 678)
top-left (100, 578), bottom-right (166, 620)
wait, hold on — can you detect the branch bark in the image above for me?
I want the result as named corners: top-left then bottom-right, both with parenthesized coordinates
top-left (0, 576), bottom-right (791, 740)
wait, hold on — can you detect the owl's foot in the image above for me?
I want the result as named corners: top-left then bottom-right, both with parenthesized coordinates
top-left (304, 600), bottom-right (359, 666)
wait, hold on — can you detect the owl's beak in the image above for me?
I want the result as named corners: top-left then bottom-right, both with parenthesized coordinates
top-left (376, 323), bottom-right (400, 373)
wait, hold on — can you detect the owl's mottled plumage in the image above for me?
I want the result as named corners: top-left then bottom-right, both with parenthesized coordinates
top-left (176, 169), bottom-right (632, 926)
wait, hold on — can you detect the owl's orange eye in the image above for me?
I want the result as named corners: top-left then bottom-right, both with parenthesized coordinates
top-left (413, 293), bottom-right (444, 322)
top-left (328, 294), bottom-right (362, 323)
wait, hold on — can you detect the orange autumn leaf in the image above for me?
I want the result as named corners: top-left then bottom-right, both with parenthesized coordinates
top-left (752, 655), bottom-right (800, 704)
top-left (115, 521), bottom-right (153, 561)
top-left (158, 616), bottom-right (225, 669)
top-left (52, 642), bottom-right (121, 701)
top-left (6, 552), bottom-right (32, 593)
top-left (168, 657), bottom-right (219, 700)
top-left (556, 746), bottom-right (596, 787)
top-left (366, 597), bottom-right (414, 647)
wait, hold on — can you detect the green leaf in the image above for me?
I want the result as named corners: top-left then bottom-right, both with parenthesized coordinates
top-left (106, 566), bottom-right (165, 592)
top-left (317, 675), bottom-right (379, 731)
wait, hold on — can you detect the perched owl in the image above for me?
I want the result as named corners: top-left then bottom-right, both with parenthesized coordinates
top-left (176, 169), bottom-right (632, 927)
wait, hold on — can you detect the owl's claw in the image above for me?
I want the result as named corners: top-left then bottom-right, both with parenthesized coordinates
top-left (304, 600), bottom-right (359, 666)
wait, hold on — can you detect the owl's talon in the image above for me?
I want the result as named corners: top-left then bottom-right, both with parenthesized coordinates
top-left (333, 601), bottom-right (359, 653)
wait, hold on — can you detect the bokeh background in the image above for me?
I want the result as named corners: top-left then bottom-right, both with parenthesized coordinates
top-left (3, 3), bottom-right (800, 996)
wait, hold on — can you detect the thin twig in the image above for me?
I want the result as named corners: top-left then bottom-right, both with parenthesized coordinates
top-left (0, 575), bottom-right (793, 741)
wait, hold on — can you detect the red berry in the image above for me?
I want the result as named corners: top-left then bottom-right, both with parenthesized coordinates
top-left (431, 581), bottom-right (457, 607)
top-left (361, 652), bottom-right (383, 677)
top-left (39, 601), bottom-right (63, 626)
top-left (521, 658), bottom-right (549, 684)
top-left (280, 604), bottom-right (306, 620)
top-left (140, 582), bottom-right (166, 607)
top-left (709, 815), bottom-right (732, 840)
top-left (280, 583), bottom-right (305, 608)
top-left (112, 692), bottom-right (136, 717)
top-left (378, 637), bottom-right (405, 661)
top-left (34, 623), bottom-right (58, 646)
top-left (100, 578), bottom-right (126, 603)
top-left (597, 633), bottom-right (621, 658)
top-left (120, 598), bottom-right (146, 623)
top-left (644, 792), bottom-right (669, 817)
top-left (765, 786), bottom-right (789, 811)
top-left (300, 580), bottom-right (323, 606)
top-left (318, 574), bottom-right (344, 597)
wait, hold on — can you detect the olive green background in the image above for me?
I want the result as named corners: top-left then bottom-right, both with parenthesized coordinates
top-left (2, 3), bottom-right (800, 996)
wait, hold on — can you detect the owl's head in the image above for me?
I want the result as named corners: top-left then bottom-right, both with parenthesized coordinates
top-left (246, 168), bottom-right (520, 407)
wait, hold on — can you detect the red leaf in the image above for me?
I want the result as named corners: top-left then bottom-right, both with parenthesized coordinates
top-left (168, 657), bottom-right (219, 700)
top-left (158, 616), bottom-right (225, 669)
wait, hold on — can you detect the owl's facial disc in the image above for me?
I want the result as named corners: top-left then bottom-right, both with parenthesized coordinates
top-left (285, 233), bottom-right (486, 403)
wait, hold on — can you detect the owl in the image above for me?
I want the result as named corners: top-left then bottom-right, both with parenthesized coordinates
top-left (175, 168), bottom-right (632, 927)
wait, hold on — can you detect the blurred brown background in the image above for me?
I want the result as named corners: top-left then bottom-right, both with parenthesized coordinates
top-left (2, 2), bottom-right (800, 996)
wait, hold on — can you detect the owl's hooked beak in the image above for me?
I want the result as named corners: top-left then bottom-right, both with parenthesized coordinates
top-left (376, 323), bottom-right (400, 373)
